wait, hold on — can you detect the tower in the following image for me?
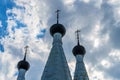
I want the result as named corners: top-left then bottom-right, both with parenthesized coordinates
top-left (41, 10), bottom-right (72, 80)
top-left (17, 46), bottom-right (30, 80)
top-left (72, 30), bottom-right (89, 80)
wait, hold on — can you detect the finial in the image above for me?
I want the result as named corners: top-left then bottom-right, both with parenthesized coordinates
top-left (23, 46), bottom-right (29, 61)
top-left (56, 9), bottom-right (60, 24)
top-left (75, 29), bottom-right (80, 45)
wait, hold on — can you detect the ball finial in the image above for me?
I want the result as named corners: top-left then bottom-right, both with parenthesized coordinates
top-left (17, 46), bottom-right (30, 70)
top-left (72, 45), bottom-right (86, 56)
top-left (17, 60), bottom-right (30, 70)
top-left (72, 30), bottom-right (86, 56)
top-left (50, 10), bottom-right (66, 37)
top-left (50, 24), bottom-right (66, 37)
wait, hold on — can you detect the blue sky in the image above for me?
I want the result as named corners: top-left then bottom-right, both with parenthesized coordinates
top-left (0, 0), bottom-right (120, 80)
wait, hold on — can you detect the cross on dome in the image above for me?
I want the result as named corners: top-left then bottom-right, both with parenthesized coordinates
top-left (56, 9), bottom-right (60, 24)
top-left (75, 29), bottom-right (81, 45)
top-left (23, 46), bottom-right (29, 61)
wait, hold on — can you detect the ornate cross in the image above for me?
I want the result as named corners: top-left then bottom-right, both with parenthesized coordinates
top-left (56, 10), bottom-right (60, 24)
top-left (75, 30), bottom-right (81, 45)
top-left (24, 46), bottom-right (29, 61)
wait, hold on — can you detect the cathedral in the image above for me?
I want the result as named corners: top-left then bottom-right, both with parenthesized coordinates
top-left (16, 10), bottom-right (89, 80)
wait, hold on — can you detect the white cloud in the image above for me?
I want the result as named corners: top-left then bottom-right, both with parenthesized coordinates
top-left (1, 0), bottom-right (120, 80)
top-left (0, 52), bottom-right (18, 80)
top-left (109, 49), bottom-right (120, 61)
top-left (101, 59), bottom-right (111, 68)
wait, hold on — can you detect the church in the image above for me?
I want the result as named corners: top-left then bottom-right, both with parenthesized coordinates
top-left (16, 10), bottom-right (89, 80)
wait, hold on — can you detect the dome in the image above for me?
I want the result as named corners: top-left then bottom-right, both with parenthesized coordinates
top-left (50, 23), bottom-right (66, 37)
top-left (17, 60), bottom-right (30, 70)
top-left (72, 44), bottom-right (86, 56)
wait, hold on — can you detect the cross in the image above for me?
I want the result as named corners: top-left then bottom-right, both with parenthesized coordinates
top-left (24, 46), bottom-right (29, 61)
top-left (75, 30), bottom-right (81, 45)
top-left (56, 10), bottom-right (60, 24)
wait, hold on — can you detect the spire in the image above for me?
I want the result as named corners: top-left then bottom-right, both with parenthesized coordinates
top-left (41, 11), bottom-right (72, 80)
top-left (50, 10), bottom-right (66, 37)
top-left (17, 46), bottom-right (30, 71)
top-left (23, 46), bottom-right (29, 61)
top-left (73, 30), bottom-right (85, 56)
top-left (75, 29), bottom-right (80, 45)
top-left (56, 9), bottom-right (60, 24)
top-left (72, 30), bottom-right (89, 80)
top-left (17, 46), bottom-right (30, 80)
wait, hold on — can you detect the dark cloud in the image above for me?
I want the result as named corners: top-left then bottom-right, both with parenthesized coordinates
top-left (27, 59), bottom-right (45, 80)
top-left (106, 62), bottom-right (120, 79)
top-left (0, 0), bottom-right (120, 80)
top-left (110, 27), bottom-right (120, 49)
top-left (45, 1), bottom-right (120, 79)
top-left (7, 45), bottom-right (23, 58)
top-left (101, 1), bottom-right (120, 49)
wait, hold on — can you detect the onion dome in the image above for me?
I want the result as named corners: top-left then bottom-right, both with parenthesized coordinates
top-left (17, 60), bottom-right (30, 70)
top-left (72, 30), bottom-right (86, 56)
top-left (17, 46), bottom-right (30, 71)
top-left (50, 23), bottom-right (66, 37)
top-left (72, 44), bottom-right (86, 56)
top-left (50, 10), bottom-right (66, 37)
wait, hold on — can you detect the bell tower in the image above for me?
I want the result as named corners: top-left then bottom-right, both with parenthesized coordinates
top-left (41, 10), bottom-right (72, 80)
top-left (72, 30), bottom-right (89, 80)
top-left (17, 46), bottom-right (30, 80)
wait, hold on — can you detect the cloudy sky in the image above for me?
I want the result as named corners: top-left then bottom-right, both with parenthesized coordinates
top-left (0, 0), bottom-right (120, 80)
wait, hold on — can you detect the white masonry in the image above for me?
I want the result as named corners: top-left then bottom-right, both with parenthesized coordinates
top-left (74, 55), bottom-right (89, 80)
top-left (17, 69), bottom-right (26, 80)
top-left (41, 33), bottom-right (72, 80)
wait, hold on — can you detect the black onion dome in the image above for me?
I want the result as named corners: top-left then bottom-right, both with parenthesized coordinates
top-left (17, 60), bottom-right (30, 70)
top-left (72, 44), bottom-right (86, 56)
top-left (50, 23), bottom-right (66, 37)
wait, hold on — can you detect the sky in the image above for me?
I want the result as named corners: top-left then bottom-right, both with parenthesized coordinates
top-left (0, 0), bottom-right (120, 80)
